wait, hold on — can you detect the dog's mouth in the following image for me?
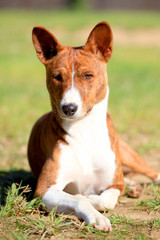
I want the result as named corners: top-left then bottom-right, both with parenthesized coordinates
top-left (58, 111), bottom-right (83, 121)
top-left (57, 109), bottom-right (79, 121)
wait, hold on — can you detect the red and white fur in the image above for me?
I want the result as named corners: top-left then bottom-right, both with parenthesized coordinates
top-left (28, 22), bottom-right (160, 232)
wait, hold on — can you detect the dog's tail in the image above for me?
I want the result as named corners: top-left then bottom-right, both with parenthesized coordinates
top-left (119, 137), bottom-right (160, 182)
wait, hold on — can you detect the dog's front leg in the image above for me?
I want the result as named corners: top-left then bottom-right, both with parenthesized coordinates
top-left (86, 188), bottom-right (120, 211)
top-left (42, 186), bottom-right (111, 232)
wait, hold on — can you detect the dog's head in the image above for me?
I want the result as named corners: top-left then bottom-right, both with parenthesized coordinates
top-left (32, 22), bottom-right (113, 120)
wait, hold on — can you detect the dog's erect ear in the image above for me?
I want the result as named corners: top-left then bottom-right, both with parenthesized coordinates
top-left (84, 22), bottom-right (113, 63)
top-left (32, 26), bottom-right (63, 64)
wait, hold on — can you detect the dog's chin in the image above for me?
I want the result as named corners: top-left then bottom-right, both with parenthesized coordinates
top-left (58, 111), bottom-right (84, 121)
top-left (61, 115), bottom-right (83, 121)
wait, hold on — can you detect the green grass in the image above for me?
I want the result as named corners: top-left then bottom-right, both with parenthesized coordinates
top-left (136, 184), bottom-right (160, 212)
top-left (1, 9), bottom-right (160, 56)
top-left (0, 8), bottom-right (160, 239)
top-left (0, 184), bottom-right (159, 239)
top-left (1, 9), bottom-right (160, 32)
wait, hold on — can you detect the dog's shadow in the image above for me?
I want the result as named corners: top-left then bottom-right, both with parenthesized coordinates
top-left (0, 170), bottom-right (37, 206)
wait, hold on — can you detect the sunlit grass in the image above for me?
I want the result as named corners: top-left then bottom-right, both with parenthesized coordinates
top-left (136, 184), bottom-right (160, 212)
top-left (0, 184), bottom-right (159, 239)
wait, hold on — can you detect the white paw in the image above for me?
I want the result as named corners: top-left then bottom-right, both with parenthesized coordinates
top-left (92, 213), bottom-right (112, 232)
top-left (87, 188), bottom-right (120, 210)
top-left (75, 196), bottom-right (111, 232)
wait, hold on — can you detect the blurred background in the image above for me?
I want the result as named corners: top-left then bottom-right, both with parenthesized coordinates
top-left (0, 0), bottom-right (160, 10)
top-left (0, 1), bottom-right (160, 179)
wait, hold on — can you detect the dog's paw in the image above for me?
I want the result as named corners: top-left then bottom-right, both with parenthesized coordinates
top-left (154, 173), bottom-right (160, 184)
top-left (85, 207), bottom-right (111, 232)
top-left (75, 196), bottom-right (111, 232)
top-left (125, 178), bottom-right (142, 198)
top-left (87, 188), bottom-right (120, 211)
top-left (92, 214), bottom-right (112, 232)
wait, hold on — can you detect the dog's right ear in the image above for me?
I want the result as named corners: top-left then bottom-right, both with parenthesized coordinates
top-left (32, 26), bottom-right (63, 64)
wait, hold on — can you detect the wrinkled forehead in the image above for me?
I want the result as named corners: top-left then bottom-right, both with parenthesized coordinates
top-left (49, 47), bottom-right (105, 73)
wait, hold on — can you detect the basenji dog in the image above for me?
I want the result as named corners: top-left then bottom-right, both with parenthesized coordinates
top-left (28, 22), bottom-right (160, 232)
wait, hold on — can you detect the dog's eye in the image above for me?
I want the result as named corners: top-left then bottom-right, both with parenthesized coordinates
top-left (84, 74), bottom-right (93, 80)
top-left (52, 74), bottom-right (62, 82)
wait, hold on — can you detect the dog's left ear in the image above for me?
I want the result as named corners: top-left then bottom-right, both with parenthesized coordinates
top-left (84, 22), bottom-right (113, 63)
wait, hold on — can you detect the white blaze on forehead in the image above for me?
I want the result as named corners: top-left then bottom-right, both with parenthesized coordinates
top-left (71, 56), bottom-right (75, 88)
top-left (60, 55), bottom-right (82, 117)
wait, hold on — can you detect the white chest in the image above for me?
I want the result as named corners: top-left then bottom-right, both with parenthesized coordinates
top-left (57, 95), bottom-right (116, 195)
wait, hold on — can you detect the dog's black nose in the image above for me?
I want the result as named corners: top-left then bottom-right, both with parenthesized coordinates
top-left (62, 103), bottom-right (78, 116)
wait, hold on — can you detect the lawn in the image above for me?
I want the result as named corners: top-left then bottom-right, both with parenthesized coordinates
top-left (0, 9), bottom-right (160, 239)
